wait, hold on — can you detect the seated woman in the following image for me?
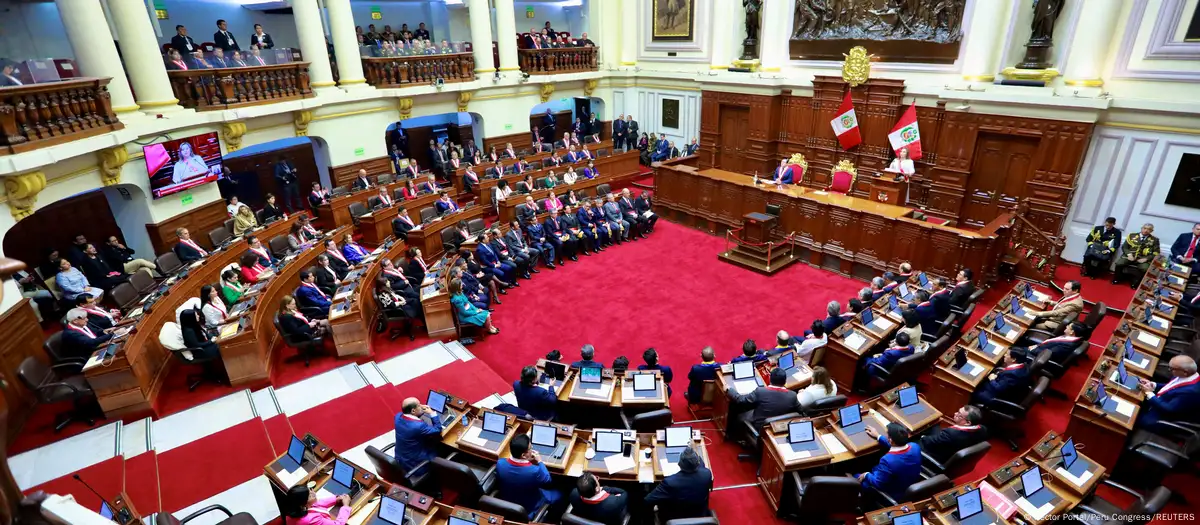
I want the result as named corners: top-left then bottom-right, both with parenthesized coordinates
top-left (399, 178), bottom-right (420, 200)
top-left (277, 295), bottom-right (331, 339)
top-left (449, 278), bottom-right (499, 334)
top-left (492, 180), bottom-right (514, 213)
top-left (341, 233), bottom-right (371, 265)
top-left (374, 276), bottom-right (422, 340)
top-left (797, 366), bottom-right (838, 409)
top-left (261, 193), bottom-right (285, 222)
top-left (282, 484), bottom-right (351, 525)
top-left (232, 203), bottom-right (259, 236)
top-left (221, 269), bottom-right (246, 304)
top-left (565, 189), bottom-right (581, 208)
top-left (544, 170), bottom-right (560, 189)
top-left (450, 265), bottom-right (490, 310)
top-left (239, 253), bottom-right (273, 284)
top-left (200, 284), bottom-right (230, 328)
top-left (897, 309), bottom-right (923, 349)
top-left (179, 308), bottom-right (222, 358)
top-left (287, 223), bottom-right (310, 252)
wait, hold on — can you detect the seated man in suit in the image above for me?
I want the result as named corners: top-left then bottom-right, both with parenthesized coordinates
top-left (543, 209), bottom-right (576, 265)
top-left (571, 344), bottom-right (605, 369)
top-left (393, 397), bottom-right (441, 475)
top-left (489, 160), bottom-right (507, 179)
top-left (561, 204), bottom-right (596, 256)
top-left (569, 472), bottom-right (628, 525)
top-left (576, 202), bottom-right (607, 252)
top-left (524, 217), bottom-right (556, 270)
top-left (603, 194), bottom-right (633, 242)
top-left (62, 308), bottom-right (115, 360)
top-left (948, 268), bottom-right (976, 310)
top-left (731, 339), bottom-right (767, 363)
top-left (323, 239), bottom-right (352, 277)
top-left (489, 227), bottom-right (532, 279)
top-left (477, 230), bottom-right (518, 284)
top-left (496, 435), bottom-right (563, 521)
top-left (918, 405), bottom-right (987, 464)
top-left (650, 137), bottom-right (671, 162)
top-left (770, 158), bottom-right (794, 184)
top-left (634, 191), bottom-right (657, 233)
top-left (909, 290), bottom-right (940, 334)
top-left (514, 365), bottom-right (557, 421)
top-left (1031, 280), bottom-right (1083, 331)
top-left (863, 332), bottom-right (916, 380)
top-left (973, 351), bottom-right (1032, 407)
top-left (929, 278), bottom-right (953, 319)
top-left (685, 138), bottom-right (699, 156)
top-left (618, 189), bottom-right (648, 239)
top-left (245, 235), bottom-right (278, 267)
top-left (859, 423), bottom-right (923, 502)
top-left (868, 277), bottom-right (888, 301)
top-left (313, 255), bottom-right (341, 295)
top-left (434, 191), bottom-right (459, 215)
top-left (462, 165), bottom-right (481, 193)
top-left (420, 174), bottom-right (440, 194)
top-left (686, 347), bottom-right (722, 404)
top-left (505, 220), bottom-right (544, 272)
top-left (1169, 223), bottom-right (1200, 274)
top-left (173, 227), bottom-right (209, 263)
top-left (564, 145), bottom-right (581, 164)
top-left (1113, 223), bottom-right (1161, 287)
top-left (518, 195), bottom-right (539, 226)
top-left (1012, 322), bottom-right (1085, 364)
top-left (294, 270), bottom-right (332, 315)
top-left (1135, 355), bottom-right (1200, 431)
top-left (391, 206), bottom-right (417, 240)
top-left (821, 300), bottom-right (847, 333)
top-left (726, 368), bottom-right (802, 430)
top-left (644, 446), bottom-right (712, 522)
top-left (350, 169), bottom-right (373, 191)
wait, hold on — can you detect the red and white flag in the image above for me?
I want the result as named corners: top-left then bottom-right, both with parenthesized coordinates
top-left (830, 91), bottom-right (861, 150)
top-left (888, 102), bottom-right (922, 160)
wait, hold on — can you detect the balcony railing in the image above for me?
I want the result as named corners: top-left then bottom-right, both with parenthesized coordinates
top-left (518, 47), bottom-right (598, 75)
top-left (168, 62), bottom-right (313, 111)
top-left (362, 53), bottom-right (476, 88)
top-left (0, 77), bottom-right (123, 156)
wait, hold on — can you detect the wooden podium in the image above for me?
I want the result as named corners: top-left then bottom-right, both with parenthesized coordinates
top-left (868, 176), bottom-right (909, 206)
top-left (718, 212), bottom-right (799, 275)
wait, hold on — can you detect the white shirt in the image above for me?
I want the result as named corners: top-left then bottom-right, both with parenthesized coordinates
top-left (227, 203), bottom-right (240, 216)
top-left (201, 302), bottom-right (227, 327)
top-left (795, 334), bottom-right (827, 364)
top-left (563, 171), bottom-right (578, 185)
top-left (887, 158), bottom-right (915, 175)
top-left (797, 382), bottom-right (838, 408)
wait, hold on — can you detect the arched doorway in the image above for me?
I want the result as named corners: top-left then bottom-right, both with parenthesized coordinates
top-left (222, 136), bottom-right (331, 212)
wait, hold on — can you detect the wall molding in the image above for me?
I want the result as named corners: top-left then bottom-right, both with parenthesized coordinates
top-left (1113, 0), bottom-right (1200, 80)
top-left (1144, 0), bottom-right (1200, 60)
top-left (638, 0), bottom-right (712, 63)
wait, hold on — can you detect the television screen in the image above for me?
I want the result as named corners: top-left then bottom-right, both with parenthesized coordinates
top-left (144, 132), bottom-right (223, 199)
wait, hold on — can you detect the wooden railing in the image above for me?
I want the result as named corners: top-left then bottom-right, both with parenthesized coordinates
top-left (0, 77), bottom-right (123, 155)
top-left (518, 47), bottom-right (598, 74)
top-left (167, 62), bottom-right (313, 111)
top-left (1006, 201), bottom-right (1066, 282)
top-left (362, 53), bottom-right (475, 88)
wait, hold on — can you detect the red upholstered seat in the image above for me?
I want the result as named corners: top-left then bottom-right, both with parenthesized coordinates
top-left (788, 163), bottom-right (805, 184)
top-left (829, 170), bottom-right (854, 193)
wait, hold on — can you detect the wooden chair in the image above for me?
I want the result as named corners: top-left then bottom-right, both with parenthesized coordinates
top-left (828, 159), bottom-right (857, 194)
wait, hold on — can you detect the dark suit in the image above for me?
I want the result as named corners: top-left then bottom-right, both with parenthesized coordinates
top-left (568, 487), bottom-right (627, 525)
top-left (513, 381), bottom-right (557, 421)
top-left (393, 414), bottom-right (439, 475)
top-left (617, 197), bottom-right (644, 236)
top-left (210, 56), bottom-right (230, 68)
top-left (686, 362), bottom-right (721, 403)
top-left (249, 33), bottom-right (274, 49)
top-left (973, 363), bottom-right (1031, 407)
top-left (634, 195), bottom-right (657, 231)
top-left (645, 467), bottom-right (713, 522)
top-left (477, 243), bottom-right (516, 282)
top-left (1136, 377), bottom-right (1200, 430)
top-left (171, 35), bottom-right (199, 55)
top-left (62, 326), bottom-right (113, 360)
top-left (274, 160), bottom-right (301, 212)
top-left (570, 358), bottom-right (605, 369)
top-left (496, 459), bottom-right (561, 521)
top-left (625, 120), bottom-right (639, 150)
top-left (1082, 225), bottom-right (1122, 276)
top-left (326, 253), bottom-right (351, 279)
top-left (80, 255), bottom-right (127, 290)
top-left (930, 289), bottom-right (952, 319)
top-left (295, 283), bottom-right (331, 312)
top-left (313, 265), bottom-right (340, 296)
top-left (392, 215), bottom-right (416, 240)
top-left (543, 216), bottom-right (575, 260)
top-left (948, 281), bottom-right (976, 310)
top-left (505, 229), bottom-right (543, 266)
top-left (821, 315), bottom-right (845, 334)
top-left (525, 223), bottom-right (555, 263)
top-left (1170, 233), bottom-right (1200, 273)
top-left (214, 30), bottom-right (240, 51)
top-left (919, 425), bottom-right (988, 464)
top-left (351, 176), bottom-right (372, 191)
top-left (865, 345), bottom-right (916, 379)
top-left (174, 241), bottom-right (207, 263)
top-left (278, 312), bottom-right (316, 339)
top-left (728, 386), bottom-right (801, 429)
top-left (612, 119), bottom-right (626, 150)
top-left (1013, 336), bottom-right (1081, 364)
top-left (861, 439), bottom-right (923, 502)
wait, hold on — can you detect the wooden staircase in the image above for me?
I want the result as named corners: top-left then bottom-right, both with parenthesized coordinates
top-left (1003, 202), bottom-right (1066, 285)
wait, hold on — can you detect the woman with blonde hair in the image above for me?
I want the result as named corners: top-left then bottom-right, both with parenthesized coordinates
top-left (232, 203), bottom-right (258, 236)
top-left (797, 366), bottom-right (838, 408)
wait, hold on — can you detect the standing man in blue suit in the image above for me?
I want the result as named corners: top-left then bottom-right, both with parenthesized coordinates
top-left (393, 397), bottom-right (440, 476)
top-left (496, 435), bottom-right (562, 520)
top-left (1136, 355), bottom-right (1200, 431)
top-left (514, 365), bottom-right (557, 421)
top-left (859, 423), bottom-right (923, 502)
top-left (1170, 223), bottom-right (1200, 274)
top-left (973, 352), bottom-right (1032, 407)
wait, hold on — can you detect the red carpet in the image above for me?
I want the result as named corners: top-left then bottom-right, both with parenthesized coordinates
top-left (22, 456), bottom-right (124, 508)
top-left (392, 358), bottom-right (511, 405)
top-left (155, 419), bottom-right (276, 512)
top-left (123, 452), bottom-right (161, 514)
top-left (262, 414), bottom-right (297, 456)
top-left (285, 387), bottom-right (395, 452)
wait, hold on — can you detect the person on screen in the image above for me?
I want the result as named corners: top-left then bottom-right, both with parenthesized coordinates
top-left (282, 484), bottom-right (350, 525)
top-left (171, 142), bottom-right (212, 185)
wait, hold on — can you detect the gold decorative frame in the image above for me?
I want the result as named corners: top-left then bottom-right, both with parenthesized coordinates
top-left (830, 159), bottom-right (858, 192)
top-left (787, 153), bottom-right (809, 183)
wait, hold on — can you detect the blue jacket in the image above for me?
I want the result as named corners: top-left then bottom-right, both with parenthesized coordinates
top-left (866, 345), bottom-right (915, 376)
top-left (821, 315), bottom-right (845, 334)
top-left (1138, 377), bottom-right (1200, 430)
top-left (915, 301), bottom-right (940, 333)
top-left (774, 166), bottom-right (793, 184)
top-left (342, 243), bottom-right (369, 265)
top-left (513, 381), bottom-right (558, 421)
top-left (496, 458), bottom-right (559, 519)
top-left (393, 414), bottom-right (440, 475)
top-left (730, 351), bottom-right (767, 364)
top-left (525, 223), bottom-right (548, 243)
top-left (435, 198), bottom-right (458, 214)
top-left (651, 139), bottom-right (670, 161)
top-left (544, 216), bottom-right (566, 239)
top-left (477, 243), bottom-right (502, 268)
top-left (565, 151), bottom-right (580, 163)
top-left (645, 467), bottom-right (713, 522)
top-left (862, 439), bottom-right (923, 502)
top-left (1029, 336), bottom-right (1082, 364)
top-left (686, 362), bottom-right (722, 403)
top-left (295, 283), bottom-right (331, 311)
top-left (974, 363), bottom-right (1031, 407)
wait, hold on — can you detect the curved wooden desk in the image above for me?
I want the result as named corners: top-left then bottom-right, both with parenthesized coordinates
top-left (330, 239), bottom-right (412, 355)
top-left (83, 217), bottom-right (298, 417)
top-left (405, 205), bottom-right (486, 261)
top-left (358, 192), bottom-right (442, 246)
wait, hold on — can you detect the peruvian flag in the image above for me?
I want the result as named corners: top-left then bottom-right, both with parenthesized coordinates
top-left (888, 102), bottom-right (923, 160)
top-left (830, 91), bottom-right (861, 150)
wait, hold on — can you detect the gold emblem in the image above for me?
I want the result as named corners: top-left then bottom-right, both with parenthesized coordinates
top-left (841, 46), bottom-right (873, 87)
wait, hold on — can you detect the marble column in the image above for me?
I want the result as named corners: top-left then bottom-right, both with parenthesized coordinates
top-left (1061, 0), bottom-right (1121, 88)
top-left (56, 0), bottom-right (140, 116)
top-left (620, 0), bottom-right (639, 66)
top-left (493, 0), bottom-right (519, 72)
top-left (325, 0), bottom-right (367, 88)
top-left (106, 0), bottom-right (183, 113)
top-left (467, 0), bottom-right (495, 73)
top-left (959, 0), bottom-right (1014, 84)
top-left (709, 0), bottom-right (735, 69)
top-left (290, 0), bottom-right (336, 91)
top-left (758, 0), bottom-right (791, 71)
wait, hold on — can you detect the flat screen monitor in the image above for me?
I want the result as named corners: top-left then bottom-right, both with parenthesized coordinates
top-left (788, 421), bottom-right (815, 443)
top-left (1020, 466), bottom-right (1044, 498)
top-left (482, 412), bottom-right (506, 434)
top-left (331, 458), bottom-right (354, 489)
top-left (1060, 438), bottom-right (1078, 470)
top-left (426, 390), bottom-right (448, 414)
top-left (954, 347), bottom-right (968, 369)
top-left (99, 502), bottom-right (114, 521)
top-left (1095, 382), bottom-right (1108, 406)
top-left (778, 351), bottom-right (795, 372)
top-left (838, 404), bottom-right (862, 427)
top-left (595, 431), bottom-right (623, 453)
top-left (994, 315), bottom-right (1007, 331)
top-left (1023, 284), bottom-right (1035, 299)
top-left (861, 308), bottom-right (875, 326)
top-left (143, 132), bottom-right (224, 199)
top-left (1010, 299), bottom-right (1024, 316)
top-left (377, 495), bottom-right (408, 525)
top-left (897, 386), bottom-right (919, 408)
top-left (977, 331), bottom-right (990, 351)
top-left (287, 435), bottom-right (306, 466)
top-left (917, 272), bottom-right (929, 287)
top-left (888, 295), bottom-right (899, 310)
top-left (1117, 359), bottom-right (1129, 386)
top-left (544, 361), bottom-right (567, 381)
top-left (898, 283), bottom-right (910, 298)
top-left (891, 511), bottom-right (922, 525)
top-left (1143, 305), bottom-right (1153, 323)
top-left (633, 373), bottom-right (656, 391)
top-left (447, 517), bottom-right (475, 525)
top-left (956, 488), bottom-right (983, 520)
top-left (665, 426), bottom-right (692, 448)
top-left (732, 360), bottom-right (754, 380)
top-left (1124, 338), bottom-right (1135, 360)
top-left (580, 367), bottom-right (603, 384)
top-left (531, 424), bottom-right (557, 447)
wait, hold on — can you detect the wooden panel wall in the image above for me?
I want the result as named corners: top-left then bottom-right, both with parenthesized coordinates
top-left (528, 110), bottom-right (574, 143)
top-left (2, 190), bottom-right (122, 271)
top-left (483, 131), bottom-right (532, 154)
top-left (221, 143), bottom-right (321, 210)
top-left (330, 156), bottom-right (394, 188)
top-left (699, 91), bottom-right (781, 176)
top-left (0, 299), bottom-right (45, 443)
top-left (145, 200), bottom-right (228, 255)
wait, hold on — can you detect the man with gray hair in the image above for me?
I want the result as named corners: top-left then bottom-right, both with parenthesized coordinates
top-left (823, 300), bottom-right (848, 333)
top-left (1135, 355), bottom-right (1200, 432)
top-left (870, 277), bottom-right (887, 301)
top-left (1112, 222), bottom-right (1159, 288)
top-left (857, 287), bottom-right (873, 304)
top-left (645, 442), bottom-right (713, 521)
top-left (603, 194), bottom-right (631, 242)
top-left (62, 308), bottom-right (114, 359)
top-left (571, 344), bottom-right (605, 369)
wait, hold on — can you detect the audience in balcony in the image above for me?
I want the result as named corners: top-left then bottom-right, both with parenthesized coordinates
top-left (190, 51), bottom-right (213, 69)
top-left (166, 50), bottom-right (189, 71)
top-left (214, 19), bottom-right (240, 52)
top-left (0, 61), bottom-right (22, 86)
top-left (210, 48), bottom-right (231, 69)
top-left (366, 24), bottom-right (382, 43)
top-left (250, 24), bottom-right (274, 50)
top-left (172, 25), bottom-right (199, 56)
top-left (415, 23), bottom-right (431, 41)
top-left (246, 48), bottom-right (268, 67)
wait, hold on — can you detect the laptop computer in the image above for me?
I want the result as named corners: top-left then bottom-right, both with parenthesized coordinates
top-left (325, 458), bottom-right (360, 499)
top-left (955, 488), bottom-right (983, 520)
top-left (788, 420), bottom-right (815, 444)
top-left (632, 373), bottom-right (656, 396)
top-left (664, 426), bottom-right (692, 460)
top-left (732, 360), bottom-right (755, 381)
top-left (594, 431), bottom-right (624, 455)
top-left (375, 494), bottom-right (410, 525)
top-left (426, 390), bottom-right (455, 427)
top-left (891, 511), bottom-right (922, 525)
top-left (579, 366), bottom-right (603, 386)
top-left (896, 385), bottom-right (922, 416)
top-left (480, 412), bottom-right (507, 440)
top-left (544, 361), bottom-right (567, 382)
top-left (838, 404), bottom-right (864, 434)
top-left (778, 351), bottom-right (796, 373)
top-left (530, 423), bottom-right (562, 457)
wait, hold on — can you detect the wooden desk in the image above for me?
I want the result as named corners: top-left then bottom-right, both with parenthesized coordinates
top-left (1066, 374), bottom-right (1141, 470)
top-left (863, 176), bottom-right (909, 206)
top-left (82, 217), bottom-right (298, 417)
top-left (495, 151), bottom-right (642, 225)
top-left (655, 166), bottom-right (1012, 282)
top-left (405, 205), bottom-right (485, 260)
top-left (712, 365), bottom-right (765, 436)
top-left (824, 321), bottom-right (882, 393)
top-left (357, 192), bottom-right (441, 246)
top-left (449, 140), bottom-right (616, 200)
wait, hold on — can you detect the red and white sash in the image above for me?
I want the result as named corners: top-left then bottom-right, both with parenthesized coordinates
top-left (1052, 294), bottom-right (1080, 309)
top-left (68, 323), bottom-right (97, 339)
top-left (181, 239), bottom-right (208, 256)
top-left (1158, 375), bottom-right (1200, 395)
top-left (302, 282), bottom-right (328, 299)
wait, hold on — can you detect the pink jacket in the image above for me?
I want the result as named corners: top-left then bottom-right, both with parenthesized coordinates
top-left (286, 497), bottom-right (351, 525)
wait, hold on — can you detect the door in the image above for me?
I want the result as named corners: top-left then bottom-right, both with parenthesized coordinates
top-left (960, 133), bottom-right (1038, 228)
top-left (718, 106), bottom-right (749, 173)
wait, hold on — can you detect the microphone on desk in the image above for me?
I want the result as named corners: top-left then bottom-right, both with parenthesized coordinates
top-left (73, 474), bottom-right (117, 512)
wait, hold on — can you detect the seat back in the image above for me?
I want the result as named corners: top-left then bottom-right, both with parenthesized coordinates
top-left (223, 218), bottom-right (235, 234)
top-left (377, 173), bottom-right (394, 185)
top-left (430, 457), bottom-right (485, 505)
top-left (928, 334), bottom-right (954, 356)
top-left (368, 197), bottom-right (383, 209)
top-left (255, 209), bottom-right (267, 223)
top-left (829, 167), bottom-right (855, 194)
top-left (1027, 350), bottom-right (1053, 376)
top-left (630, 408), bottom-right (673, 433)
top-left (333, 185), bottom-right (349, 196)
top-left (942, 440), bottom-right (991, 479)
top-left (393, 188), bottom-right (406, 202)
top-left (562, 512), bottom-right (605, 525)
top-left (43, 332), bottom-right (69, 363)
top-left (467, 218), bottom-right (485, 234)
top-left (348, 202), bottom-right (368, 218)
top-left (17, 357), bottom-right (61, 403)
top-left (796, 475), bottom-right (861, 517)
top-left (1082, 302), bottom-right (1107, 330)
top-left (515, 204), bottom-right (528, 218)
top-left (130, 268), bottom-right (157, 294)
top-left (419, 207), bottom-right (436, 222)
top-left (884, 353), bottom-right (924, 388)
top-left (440, 228), bottom-right (456, 246)
top-left (208, 227), bottom-right (232, 247)
top-left (112, 282), bottom-right (140, 309)
top-left (476, 495), bottom-right (530, 523)
top-left (807, 395), bottom-right (847, 416)
top-left (905, 474), bottom-right (953, 501)
top-left (269, 235), bottom-right (290, 257)
top-left (1019, 376), bottom-right (1052, 411)
top-left (365, 445), bottom-right (413, 486)
top-left (596, 183), bottom-right (611, 196)
top-left (157, 252), bottom-right (183, 274)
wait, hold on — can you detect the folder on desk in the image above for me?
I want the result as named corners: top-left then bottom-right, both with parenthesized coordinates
top-left (842, 331), bottom-right (867, 351)
top-left (218, 322), bottom-right (240, 340)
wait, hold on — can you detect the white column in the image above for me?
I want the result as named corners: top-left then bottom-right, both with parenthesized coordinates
top-left (620, 0), bottom-right (638, 66)
top-left (1061, 0), bottom-right (1121, 88)
top-left (291, 0), bottom-right (336, 91)
top-left (467, 0), bottom-right (495, 73)
top-left (709, 0), bottom-right (735, 70)
top-left (493, 0), bottom-right (519, 72)
top-left (759, 0), bottom-right (790, 70)
top-left (57, 0), bottom-right (140, 117)
top-left (107, 0), bottom-right (184, 113)
top-left (959, 0), bottom-right (1014, 84)
top-left (325, 0), bottom-right (367, 88)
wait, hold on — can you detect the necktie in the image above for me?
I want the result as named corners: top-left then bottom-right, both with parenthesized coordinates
top-left (1187, 236), bottom-right (1197, 259)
